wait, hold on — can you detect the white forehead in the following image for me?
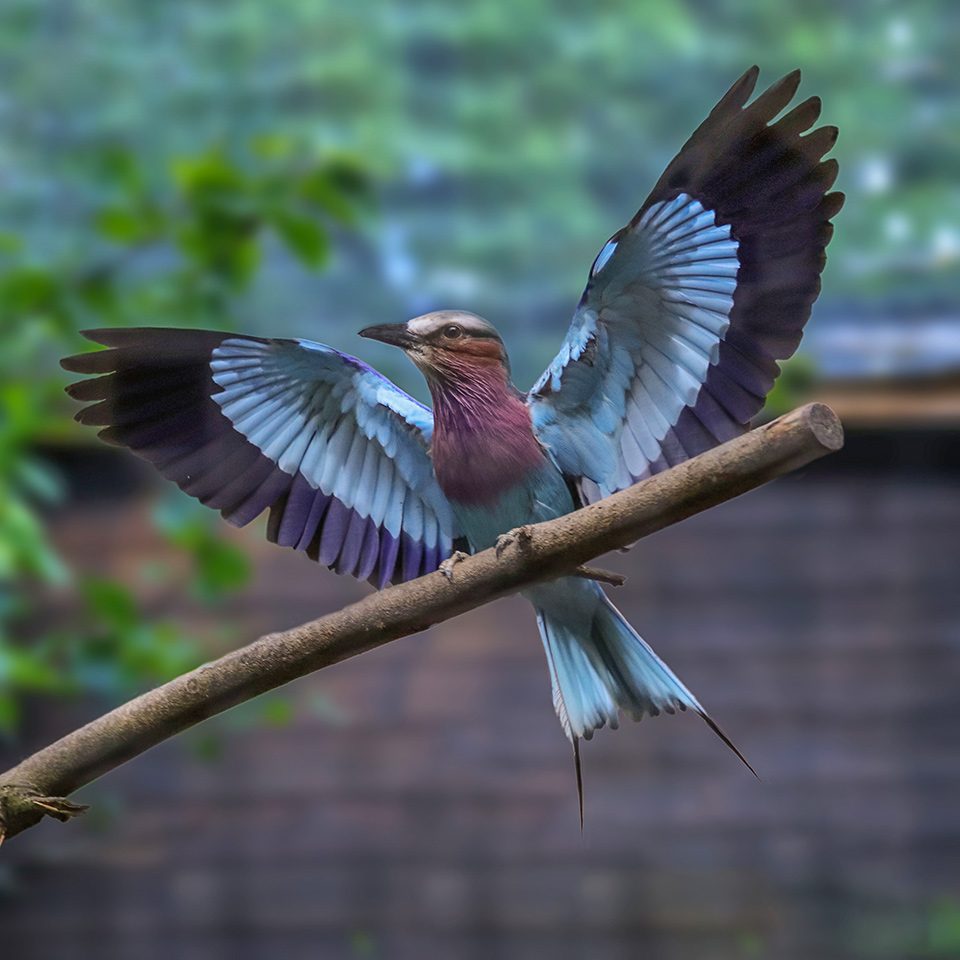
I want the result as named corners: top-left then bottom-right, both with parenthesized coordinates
top-left (406, 310), bottom-right (500, 338)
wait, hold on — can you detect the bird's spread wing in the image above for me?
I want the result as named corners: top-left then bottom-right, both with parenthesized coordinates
top-left (527, 67), bottom-right (843, 502)
top-left (63, 328), bottom-right (460, 586)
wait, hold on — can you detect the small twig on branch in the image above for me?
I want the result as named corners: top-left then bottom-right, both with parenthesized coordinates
top-left (0, 403), bottom-right (843, 844)
top-left (574, 565), bottom-right (626, 587)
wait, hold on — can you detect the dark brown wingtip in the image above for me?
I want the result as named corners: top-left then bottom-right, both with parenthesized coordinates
top-left (782, 66), bottom-right (802, 88)
top-left (61, 330), bottom-right (128, 374)
top-left (774, 95), bottom-right (823, 139)
top-left (749, 68), bottom-right (803, 120)
top-left (60, 355), bottom-right (84, 373)
top-left (820, 157), bottom-right (841, 192)
top-left (823, 190), bottom-right (846, 218)
top-left (61, 351), bottom-right (114, 374)
top-left (773, 68), bottom-right (803, 102)
top-left (698, 710), bottom-right (761, 781)
top-left (715, 65), bottom-right (761, 116)
top-left (95, 426), bottom-right (126, 447)
top-left (74, 400), bottom-right (112, 426)
top-left (736, 64), bottom-right (761, 99)
top-left (64, 376), bottom-right (110, 401)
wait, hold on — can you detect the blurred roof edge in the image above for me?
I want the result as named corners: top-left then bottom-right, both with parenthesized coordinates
top-left (816, 368), bottom-right (960, 428)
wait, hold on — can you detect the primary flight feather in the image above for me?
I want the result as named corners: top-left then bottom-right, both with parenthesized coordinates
top-left (64, 67), bottom-right (842, 800)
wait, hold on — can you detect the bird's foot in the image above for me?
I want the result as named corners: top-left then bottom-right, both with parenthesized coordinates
top-left (494, 533), bottom-right (512, 558)
top-left (495, 526), bottom-right (532, 559)
top-left (439, 551), bottom-right (469, 582)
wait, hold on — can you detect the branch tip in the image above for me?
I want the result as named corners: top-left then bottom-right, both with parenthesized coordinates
top-left (574, 565), bottom-right (626, 587)
top-left (804, 402), bottom-right (844, 452)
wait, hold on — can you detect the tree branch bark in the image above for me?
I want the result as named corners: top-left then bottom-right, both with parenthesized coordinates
top-left (0, 403), bottom-right (843, 844)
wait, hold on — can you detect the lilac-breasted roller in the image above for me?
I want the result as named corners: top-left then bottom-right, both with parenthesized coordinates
top-left (64, 68), bottom-right (842, 797)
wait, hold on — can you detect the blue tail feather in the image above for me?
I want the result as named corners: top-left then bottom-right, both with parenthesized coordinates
top-left (532, 579), bottom-right (756, 778)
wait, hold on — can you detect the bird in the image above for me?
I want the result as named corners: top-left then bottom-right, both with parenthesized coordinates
top-left (63, 66), bottom-right (842, 817)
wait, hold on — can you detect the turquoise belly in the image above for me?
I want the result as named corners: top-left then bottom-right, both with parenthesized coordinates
top-left (451, 462), bottom-right (575, 552)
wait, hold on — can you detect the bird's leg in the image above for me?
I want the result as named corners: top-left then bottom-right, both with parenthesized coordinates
top-left (495, 525), bottom-right (533, 559)
top-left (439, 550), bottom-right (470, 582)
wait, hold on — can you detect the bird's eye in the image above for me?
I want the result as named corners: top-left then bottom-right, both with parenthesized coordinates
top-left (442, 324), bottom-right (463, 339)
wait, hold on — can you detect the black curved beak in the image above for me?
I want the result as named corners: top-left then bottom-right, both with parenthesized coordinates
top-left (358, 323), bottom-right (416, 349)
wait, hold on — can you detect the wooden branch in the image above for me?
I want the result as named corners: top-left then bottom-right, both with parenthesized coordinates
top-left (0, 403), bottom-right (843, 844)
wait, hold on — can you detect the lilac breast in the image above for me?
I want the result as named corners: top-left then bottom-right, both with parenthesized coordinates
top-left (431, 394), bottom-right (546, 506)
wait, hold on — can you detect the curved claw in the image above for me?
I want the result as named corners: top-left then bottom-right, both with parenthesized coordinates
top-left (495, 533), bottom-right (514, 559)
top-left (496, 525), bottom-right (533, 560)
top-left (439, 550), bottom-right (469, 582)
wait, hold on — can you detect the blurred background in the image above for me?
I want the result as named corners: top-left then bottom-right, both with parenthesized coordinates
top-left (0, 1), bottom-right (958, 958)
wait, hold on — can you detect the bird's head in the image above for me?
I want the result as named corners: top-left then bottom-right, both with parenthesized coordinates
top-left (359, 310), bottom-right (509, 385)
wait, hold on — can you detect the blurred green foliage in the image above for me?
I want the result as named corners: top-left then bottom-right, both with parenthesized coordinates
top-left (927, 899), bottom-right (960, 957)
top-left (847, 897), bottom-right (960, 958)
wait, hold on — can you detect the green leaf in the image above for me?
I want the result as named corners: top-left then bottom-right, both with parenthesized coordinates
top-left (153, 492), bottom-right (252, 600)
top-left (260, 697), bottom-right (295, 728)
top-left (0, 494), bottom-right (68, 584)
top-left (0, 693), bottom-right (19, 735)
top-left (299, 162), bottom-right (369, 224)
top-left (929, 899), bottom-right (960, 956)
top-left (0, 232), bottom-right (23, 255)
top-left (94, 207), bottom-right (148, 244)
top-left (176, 221), bottom-right (261, 287)
top-left (0, 267), bottom-right (59, 316)
top-left (251, 133), bottom-right (295, 160)
top-left (271, 210), bottom-right (329, 267)
top-left (172, 150), bottom-right (245, 198)
top-left (192, 537), bottom-right (252, 601)
top-left (92, 145), bottom-right (144, 196)
top-left (82, 578), bottom-right (139, 631)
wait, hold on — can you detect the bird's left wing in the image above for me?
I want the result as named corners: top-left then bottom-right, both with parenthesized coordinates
top-left (527, 67), bottom-right (843, 502)
top-left (63, 328), bottom-right (460, 587)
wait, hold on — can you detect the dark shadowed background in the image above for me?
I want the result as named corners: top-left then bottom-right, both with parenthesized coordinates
top-left (1, 2), bottom-right (958, 958)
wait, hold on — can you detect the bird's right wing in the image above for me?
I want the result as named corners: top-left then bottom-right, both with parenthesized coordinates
top-left (63, 328), bottom-right (460, 587)
top-left (528, 68), bottom-right (843, 503)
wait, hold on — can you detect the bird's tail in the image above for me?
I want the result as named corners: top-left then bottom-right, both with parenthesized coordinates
top-left (534, 583), bottom-right (755, 820)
